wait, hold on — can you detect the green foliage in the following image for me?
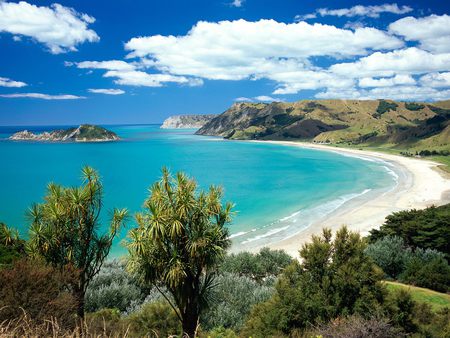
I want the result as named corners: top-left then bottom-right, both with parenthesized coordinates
top-left (399, 248), bottom-right (450, 292)
top-left (85, 260), bottom-right (144, 313)
top-left (27, 166), bottom-right (127, 317)
top-left (242, 227), bottom-right (385, 335)
top-left (201, 326), bottom-right (238, 338)
top-left (220, 247), bottom-right (292, 282)
top-left (365, 236), bottom-right (411, 279)
top-left (384, 288), bottom-right (417, 333)
top-left (369, 204), bottom-right (450, 260)
top-left (405, 102), bottom-right (425, 111)
top-left (0, 259), bottom-right (77, 328)
top-left (375, 100), bottom-right (398, 117)
top-left (201, 272), bottom-right (274, 331)
top-left (0, 222), bottom-right (26, 266)
top-left (126, 168), bottom-right (233, 337)
top-left (126, 301), bottom-right (181, 337)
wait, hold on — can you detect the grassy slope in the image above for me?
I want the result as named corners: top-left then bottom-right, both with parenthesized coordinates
top-left (385, 281), bottom-right (450, 311)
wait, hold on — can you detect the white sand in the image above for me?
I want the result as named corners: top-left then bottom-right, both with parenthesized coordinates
top-left (249, 141), bottom-right (450, 257)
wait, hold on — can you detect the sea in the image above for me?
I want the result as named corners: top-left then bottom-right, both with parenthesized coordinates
top-left (0, 124), bottom-right (397, 256)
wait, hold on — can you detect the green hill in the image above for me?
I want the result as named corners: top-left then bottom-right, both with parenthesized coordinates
top-left (196, 99), bottom-right (450, 153)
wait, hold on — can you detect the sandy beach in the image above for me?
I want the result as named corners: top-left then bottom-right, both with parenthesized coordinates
top-left (250, 141), bottom-right (450, 257)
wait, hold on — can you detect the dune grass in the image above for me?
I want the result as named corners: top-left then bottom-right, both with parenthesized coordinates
top-left (385, 281), bottom-right (450, 311)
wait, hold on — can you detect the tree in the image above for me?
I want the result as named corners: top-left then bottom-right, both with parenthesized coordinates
top-left (242, 227), bottom-right (385, 335)
top-left (28, 166), bottom-right (127, 318)
top-left (126, 168), bottom-right (233, 337)
top-left (0, 222), bottom-right (26, 266)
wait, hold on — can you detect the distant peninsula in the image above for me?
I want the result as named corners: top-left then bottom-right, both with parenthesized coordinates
top-left (161, 114), bottom-right (216, 129)
top-left (9, 124), bottom-right (120, 142)
top-left (196, 99), bottom-right (450, 154)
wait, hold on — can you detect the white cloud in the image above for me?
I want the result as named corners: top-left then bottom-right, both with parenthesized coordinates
top-left (88, 88), bottom-right (125, 95)
top-left (231, 0), bottom-right (244, 7)
top-left (389, 15), bottom-right (450, 53)
top-left (254, 95), bottom-right (283, 102)
top-left (316, 86), bottom-right (450, 101)
top-left (297, 3), bottom-right (413, 20)
top-left (358, 74), bottom-right (416, 87)
top-left (420, 72), bottom-right (450, 88)
top-left (0, 76), bottom-right (27, 87)
top-left (235, 97), bottom-right (253, 102)
top-left (330, 48), bottom-right (450, 78)
top-left (0, 1), bottom-right (99, 54)
top-left (75, 60), bottom-right (135, 71)
top-left (124, 19), bottom-right (403, 82)
top-left (0, 93), bottom-right (85, 100)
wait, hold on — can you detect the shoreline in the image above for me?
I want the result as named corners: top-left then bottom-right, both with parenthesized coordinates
top-left (244, 140), bottom-right (450, 257)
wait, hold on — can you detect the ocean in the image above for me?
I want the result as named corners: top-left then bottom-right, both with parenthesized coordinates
top-left (0, 124), bottom-right (396, 256)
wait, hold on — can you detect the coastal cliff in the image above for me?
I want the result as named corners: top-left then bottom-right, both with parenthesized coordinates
top-left (161, 114), bottom-right (216, 129)
top-left (9, 125), bottom-right (120, 142)
top-left (196, 99), bottom-right (450, 152)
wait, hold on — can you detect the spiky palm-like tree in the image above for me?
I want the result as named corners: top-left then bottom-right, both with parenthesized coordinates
top-left (127, 168), bottom-right (233, 337)
top-left (28, 166), bottom-right (127, 318)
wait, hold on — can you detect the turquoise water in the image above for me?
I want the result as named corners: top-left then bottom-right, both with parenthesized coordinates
top-left (0, 125), bottom-right (395, 255)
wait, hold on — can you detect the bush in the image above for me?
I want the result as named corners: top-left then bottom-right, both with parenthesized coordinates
top-left (126, 301), bottom-right (181, 337)
top-left (375, 100), bottom-right (398, 117)
top-left (0, 259), bottom-right (77, 328)
top-left (201, 273), bottom-right (274, 331)
top-left (405, 102), bottom-right (425, 111)
top-left (242, 227), bottom-right (385, 335)
top-left (85, 260), bottom-right (143, 313)
top-left (365, 236), bottom-right (412, 279)
top-left (313, 315), bottom-right (403, 338)
top-left (220, 247), bottom-right (292, 282)
top-left (399, 248), bottom-right (450, 292)
top-left (369, 204), bottom-right (450, 260)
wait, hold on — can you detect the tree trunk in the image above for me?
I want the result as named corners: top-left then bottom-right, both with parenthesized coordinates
top-left (182, 308), bottom-right (198, 337)
top-left (74, 287), bottom-right (85, 319)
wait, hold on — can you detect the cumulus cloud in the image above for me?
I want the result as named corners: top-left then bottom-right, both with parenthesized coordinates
top-left (124, 19), bottom-right (403, 82)
top-left (70, 59), bottom-right (202, 87)
top-left (0, 76), bottom-right (27, 87)
top-left (0, 1), bottom-right (99, 53)
top-left (420, 72), bottom-right (450, 88)
top-left (316, 86), bottom-right (450, 101)
top-left (330, 48), bottom-right (450, 78)
top-left (254, 95), bottom-right (283, 102)
top-left (358, 74), bottom-right (416, 87)
top-left (0, 93), bottom-right (85, 100)
top-left (297, 3), bottom-right (413, 20)
top-left (88, 88), bottom-right (125, 95)
top-left (389, 14), bottom-right (450, 53)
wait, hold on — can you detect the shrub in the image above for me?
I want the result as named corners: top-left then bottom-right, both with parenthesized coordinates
top-left (369, 204), bottom-right (450, 260)
top-left (0, 259), bottom-right (77, 328)
top-left (365, 236), bottom-right (412, 279)
top-left (313, 315), bottom-right (403, 338)
top-left (220, 247), bottom-right (292, 282)
top-left (384, 288), bottom-right (417, 333)
top-left (405, 102), bottom-right (425, 111)
top-left (201, 273), bottom-right (274, 331)
top-left (125, 301), bottom-right (181, 337)
top-left (375, 100), bottom-right (398, 117)
top-left (400, 248), bottom-right (450, 292)
top-left (242, 227), bottom-right (385, 335)
top-left (85, 260), bottom-right (143, 313)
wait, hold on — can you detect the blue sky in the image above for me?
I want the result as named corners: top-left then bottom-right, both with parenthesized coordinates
top-left (0, 0), bottom-right (449, 125)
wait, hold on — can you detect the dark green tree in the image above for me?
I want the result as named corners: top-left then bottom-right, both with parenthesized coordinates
top-left (243, 226), bottom-right (385, 335)
top-left (28, 166), bottom-right (127, 318)
top-left (126, 168), bottom-right (233, 337)
top-left (0, 222), bottom-right (26, 266)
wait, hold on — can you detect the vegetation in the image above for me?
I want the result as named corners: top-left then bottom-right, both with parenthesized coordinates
top-left (0, 222), bottom-right (26, 266)
top-left (241, 227), bottom-right (385, 336)
top-left (369, 204), bottom-right (450, 260)
top-left (375, 99), bottom-right (398, 117)
top-left (405, 102), bottom-right (425, 111)
top-left (27, 166), bottom-right (127, 318)
top-left (126, 168), bottom-right (233, 337)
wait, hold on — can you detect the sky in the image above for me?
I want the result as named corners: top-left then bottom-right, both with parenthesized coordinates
top-left (0, 0), bottom-right (449, 125)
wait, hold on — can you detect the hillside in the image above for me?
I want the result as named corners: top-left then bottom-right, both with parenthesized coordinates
top-left (161, 114), bottom-right (216, 129)
top-left (9, 125), bottom-right (120, 142)
top-left (196, 99), bottom-right (450, 152)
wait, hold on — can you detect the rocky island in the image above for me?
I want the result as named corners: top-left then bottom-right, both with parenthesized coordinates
top-left (161, 114), bottom-right (216, 129)
top-left (9, 124), bottom-right (120, 142)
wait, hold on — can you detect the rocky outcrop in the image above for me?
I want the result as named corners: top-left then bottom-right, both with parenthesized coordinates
top-left (9, 125), bottom-right (120, 142)
top-left (161, 114), bottom-right (216, 129)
